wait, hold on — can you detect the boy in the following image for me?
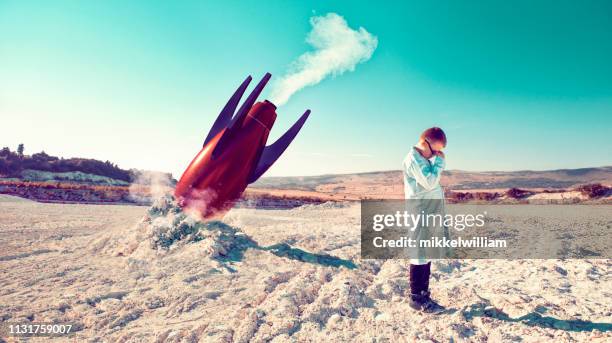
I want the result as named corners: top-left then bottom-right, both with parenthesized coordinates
top-left (402, 127), bottom-right (448, 313)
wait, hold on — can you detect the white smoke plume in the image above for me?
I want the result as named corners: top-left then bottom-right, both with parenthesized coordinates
top-left (128, 170), bottom-right (174, 204)
top-left (269, 13), bottom-right (378, 106)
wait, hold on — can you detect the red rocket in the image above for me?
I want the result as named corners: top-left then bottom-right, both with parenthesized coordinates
top-left (174, 73), bottom-right (310, 218)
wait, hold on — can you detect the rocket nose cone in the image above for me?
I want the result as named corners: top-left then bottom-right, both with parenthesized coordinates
top-left (246, 101), bottom-right (277, 130)
top-left (264, 99), bottom-right (277, 110)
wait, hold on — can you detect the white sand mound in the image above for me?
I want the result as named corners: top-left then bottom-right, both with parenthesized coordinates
top-left (89, 194), bottom-right (253, 263)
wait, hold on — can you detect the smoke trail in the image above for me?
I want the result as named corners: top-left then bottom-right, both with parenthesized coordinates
top-left (269, 13), bottom-right (378, 106)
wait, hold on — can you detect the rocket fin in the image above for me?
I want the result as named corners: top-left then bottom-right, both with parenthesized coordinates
top-left (248, 109), bottom-right (311, 184)
top-left (204, 75), bottom-right (252, 146)
top-left (212, 73), bottom-right (272, 158)
top-left (228, 73), bottom-right (271, 131)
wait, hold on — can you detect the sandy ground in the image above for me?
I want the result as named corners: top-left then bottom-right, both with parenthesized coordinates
top-left (0, 195), bottom-right (610, 342)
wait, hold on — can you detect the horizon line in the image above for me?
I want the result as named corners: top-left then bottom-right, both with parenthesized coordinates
top-left (259, 165), bottom-right (612, 179)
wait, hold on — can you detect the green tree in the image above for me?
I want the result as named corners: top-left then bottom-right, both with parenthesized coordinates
top-left (17, 143), bottom-right (24, 157)
top-left (0, 147), bottom-right (10, 157)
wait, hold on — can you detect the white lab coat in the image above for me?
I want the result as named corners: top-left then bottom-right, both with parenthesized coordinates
top-left (402, 147), bottom-right (450, 264)
top-left (403, 147), bottom-right (445, 200)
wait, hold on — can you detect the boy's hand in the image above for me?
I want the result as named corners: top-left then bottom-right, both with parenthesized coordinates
top-left (434, 151), bottom-right (445, 159)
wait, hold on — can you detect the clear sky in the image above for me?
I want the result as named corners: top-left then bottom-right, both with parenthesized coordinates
top-left (1, 0), bottom-right (611, 178)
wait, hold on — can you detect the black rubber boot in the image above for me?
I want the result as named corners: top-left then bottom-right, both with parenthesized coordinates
top-left (419, 291), bottom-right (445, 313)
top-left (409, 263), bottom-right (444, 313)
top-left (408, 291), bottom-right (427, 311)
top-left (408, 263), bottom-right (429, 310)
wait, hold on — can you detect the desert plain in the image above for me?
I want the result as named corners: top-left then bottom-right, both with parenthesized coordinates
top-left (0, 194), bottom-right (610, 342)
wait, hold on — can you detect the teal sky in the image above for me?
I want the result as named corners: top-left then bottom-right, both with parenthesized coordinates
top-left (1, 0), bottom-right (611, 178)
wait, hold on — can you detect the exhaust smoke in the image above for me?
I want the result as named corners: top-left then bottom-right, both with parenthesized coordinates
top-left (269, 13), bottom-right (378, 106)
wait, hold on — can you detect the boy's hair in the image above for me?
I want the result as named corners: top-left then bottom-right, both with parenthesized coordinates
top-left (420, 127), bottom-right (447, 146)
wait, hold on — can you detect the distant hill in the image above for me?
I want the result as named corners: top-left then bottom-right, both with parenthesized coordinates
top-left (0, 146), bottom-right (131, 181)
top-left (252, 167), bottom-right (612, 199)
top-left (0, 146), bottom-right (173, 186)
top-left (0, 145), bottom-right (177, 204)
top-left (442, 167), bottom-right (612, 189)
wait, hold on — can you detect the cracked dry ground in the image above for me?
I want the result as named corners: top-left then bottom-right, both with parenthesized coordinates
top-left (0, 196), bottom-right (610, 342)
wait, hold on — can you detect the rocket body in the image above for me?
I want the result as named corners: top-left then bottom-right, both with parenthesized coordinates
top-left (175, 101), bottom-right (277, 216)
top-left (174, 74), bottom-right (310, 218)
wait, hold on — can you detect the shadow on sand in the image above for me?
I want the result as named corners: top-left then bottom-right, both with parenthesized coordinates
top-left (462, 301), bottom-right (612, 332)
top-left (262, 243), bottom-right (357, 269)
top-left (208, 221), bottom-right (357, 270)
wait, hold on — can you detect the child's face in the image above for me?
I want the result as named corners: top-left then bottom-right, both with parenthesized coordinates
top-left (427, 140), bottom-right (446, 152)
